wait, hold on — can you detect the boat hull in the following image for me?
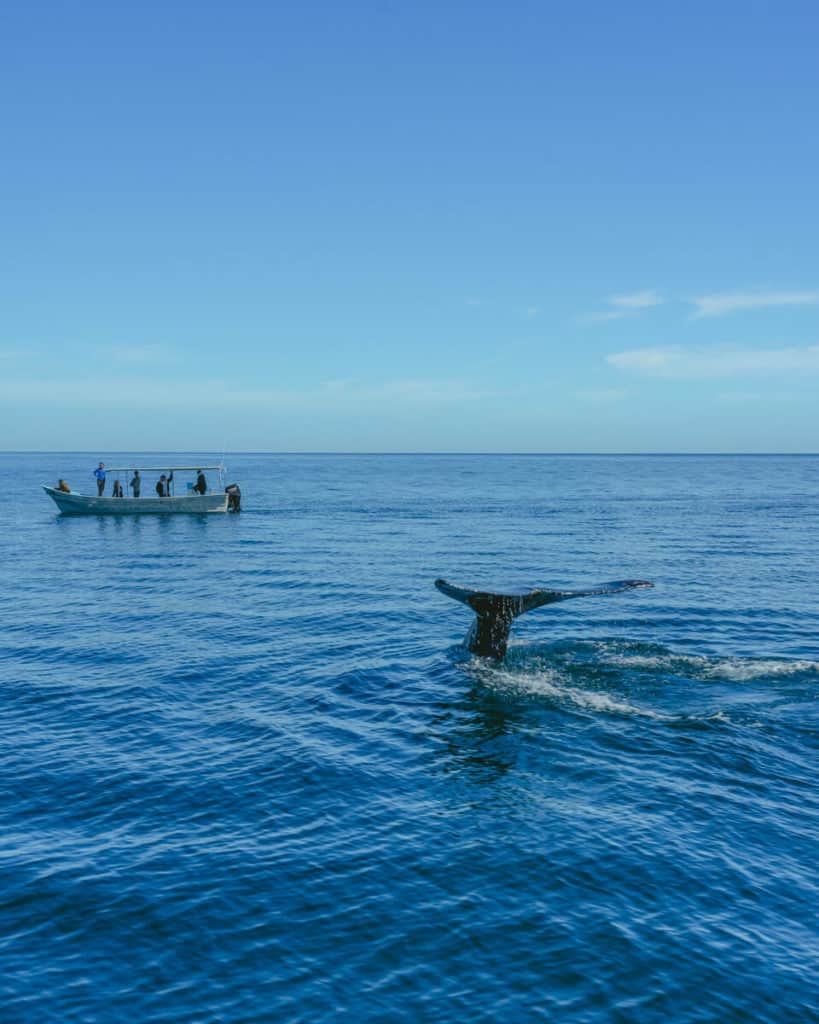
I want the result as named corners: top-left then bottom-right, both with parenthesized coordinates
top-left (43, 487), bottom-right (230, 515)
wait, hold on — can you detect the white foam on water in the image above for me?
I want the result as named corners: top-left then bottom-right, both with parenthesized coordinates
top-left (464, 642), bottom-right (817, 727)
top-left (590, 643), bottom-right (819, 683)
top-left (472, 661), bottom-right (668, 720)
top-left (560, 684), bottom-right (668, 720)
top-left (605, 652), bottom-right (702, 671)
top-left (704, 658), bottom-right (819, 682)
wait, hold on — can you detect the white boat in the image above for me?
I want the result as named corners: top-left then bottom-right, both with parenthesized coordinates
top-left (44, 465), bottom-right (237, 515)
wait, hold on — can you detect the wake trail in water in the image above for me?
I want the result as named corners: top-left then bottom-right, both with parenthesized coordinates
top-left (460, 641), bottom-right (819, 724)
top-left (589, 642), bottom-right (819, 682)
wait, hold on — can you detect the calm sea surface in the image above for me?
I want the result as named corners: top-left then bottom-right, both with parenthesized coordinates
top-left (1, 453), bottom-right (817, 1023)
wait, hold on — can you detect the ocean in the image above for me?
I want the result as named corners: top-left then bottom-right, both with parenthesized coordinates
top-left (1, 453), bottom-right (817, 1023)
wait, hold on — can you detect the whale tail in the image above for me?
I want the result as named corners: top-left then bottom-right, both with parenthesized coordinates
top-left (434, 578), bottom-right (653, 659)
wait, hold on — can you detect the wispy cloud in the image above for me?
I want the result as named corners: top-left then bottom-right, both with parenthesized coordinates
top-left (610, 289), bottom-right (664, 310)
top-left (0, 375), bottom-right (493, 408)
top-left (607, 343), bottom-right (819, 378)
top-left (690, 290), bottom-right (819, 319)
top-left (104, 344), bottom-right (179, 366)
top-left (573, 388), bottom-right (629, 402)
top-left (580, 288), bottom-right (663, 324)
top-left (578, 310), bottom-right (628, 325)
top-left (0, 347), bottom-right (30, 361)
top-left (317, 377), bottom-right (492, 403)
top-left (526, 306), bottom-right (540, 319)
top-left (0, 341), bottom-right (178, 366)
top-left (716, 390), bottom-right (798, 403)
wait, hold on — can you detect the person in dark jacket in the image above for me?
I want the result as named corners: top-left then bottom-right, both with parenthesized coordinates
top-left (225, 483), bottom-right (241, 512)
top-left (193, 470), bottom-right (207, 495)
top-left (156, 474), bottom-right (168, 497)
top-left (112, 480), bottom-right (123, 498)
top-left (94, 462), bottom-right (106, 496)
top-left (130, 470), bottom-right (141, 497)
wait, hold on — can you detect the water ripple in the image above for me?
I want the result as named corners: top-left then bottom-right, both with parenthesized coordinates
top-left (0, 454), bottom-right (817, 1022)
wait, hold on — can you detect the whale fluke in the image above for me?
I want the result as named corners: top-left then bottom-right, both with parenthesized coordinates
top-left (434, 578), bottom-right (653, 659)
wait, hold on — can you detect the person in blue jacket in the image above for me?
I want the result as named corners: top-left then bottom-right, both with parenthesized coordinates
top-left (94, 462), bottom-right (106, 496)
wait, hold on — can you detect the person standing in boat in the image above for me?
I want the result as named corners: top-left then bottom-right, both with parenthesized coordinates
top-left (94, 462), bottom-right (106, 496)
top-left (130, 470), bottom-right (141, 497)
top-left (112, 480), bottom-right (123, 498)
top-left (193, 470), bottom-right (207, 495)
top-left (155, 474), bottom-right (168, 497)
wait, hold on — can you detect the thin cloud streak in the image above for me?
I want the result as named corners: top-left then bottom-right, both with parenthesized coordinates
top-left (0, 347), bottom-right (30, 361)
top-left (573, 388), bottom-right (629, 402)
top-left (577, 310), bottom-right (628, 325)
top-left (610, 289), bottom-right (663, 309)
top-left (691, 290), bottom-right (819, 318)
top-left (580, 288), bottom-right (663, 324)
top-left (104, 344), bottom-right (180, 366)
top-left (607, 344), bottom-right (819, 378)
top-left (716, 391), bottom-right (796, 403)
top-left (0, 375), bottom-right (493, 408)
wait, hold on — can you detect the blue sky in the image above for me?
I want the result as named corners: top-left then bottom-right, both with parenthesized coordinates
top-left (2, 0), bottom-right (818, 451)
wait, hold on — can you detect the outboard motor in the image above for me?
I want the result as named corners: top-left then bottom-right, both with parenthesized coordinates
top-left (225, 483), bottom-right (241, 512)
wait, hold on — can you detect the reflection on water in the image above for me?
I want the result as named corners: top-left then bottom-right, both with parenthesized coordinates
top-left (430, 684), bottom-right (532, 782)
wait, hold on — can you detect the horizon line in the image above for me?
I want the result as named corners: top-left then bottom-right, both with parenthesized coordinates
top-left (2, 450), bottom-right (818, 457)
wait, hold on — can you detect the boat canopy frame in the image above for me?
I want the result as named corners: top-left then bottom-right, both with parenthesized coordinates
top-left (102, 465), bottom-right (226, 472)
top-left (101, 465), bottom-right (226, 497)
